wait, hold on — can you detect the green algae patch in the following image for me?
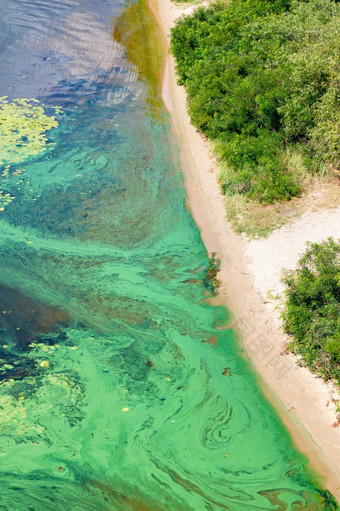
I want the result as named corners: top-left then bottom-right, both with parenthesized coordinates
top-left (113, 0), bottom-right (167, 115)
top-left (0, 97), bottom-right (61, 211)
top-left (0, 97), bottom-right (60, 167)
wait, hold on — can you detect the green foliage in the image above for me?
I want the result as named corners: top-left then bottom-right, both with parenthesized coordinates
top-left (282, 239), bottom-right (340, 384)
top-left (171, 0), bottom-right (340, 204)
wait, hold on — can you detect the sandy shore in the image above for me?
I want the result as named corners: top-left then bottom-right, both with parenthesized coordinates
top-left (149, 0), bottom-right (340, 499)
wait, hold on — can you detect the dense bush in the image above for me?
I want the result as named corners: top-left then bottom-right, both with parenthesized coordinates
top-left (282, 239), bottom-right (340, 384)
top-left (171, 0), bottom-right (340, 203)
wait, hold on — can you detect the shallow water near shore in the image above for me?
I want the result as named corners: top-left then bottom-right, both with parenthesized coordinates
top-left (0, 0), bottom-right (337, 509)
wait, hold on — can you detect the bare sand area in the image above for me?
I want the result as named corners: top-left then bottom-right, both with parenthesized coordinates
top-left (149, 0), bottom-right (340, 499)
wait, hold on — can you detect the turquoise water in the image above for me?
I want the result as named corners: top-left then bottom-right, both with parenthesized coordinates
top-left (0, 0), bottom-right (336, 509)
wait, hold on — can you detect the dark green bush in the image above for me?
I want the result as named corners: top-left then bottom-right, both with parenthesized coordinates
top-left (171, 0), bottom-right (340, 204)
top-left (282, 239), bottom-right (340, 384)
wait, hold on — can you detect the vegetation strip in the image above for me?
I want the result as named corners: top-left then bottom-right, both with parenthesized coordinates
top-left (170, 0), bottom-right (340, 210)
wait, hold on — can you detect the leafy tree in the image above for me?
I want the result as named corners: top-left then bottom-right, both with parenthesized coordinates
top-left (171, 0), bottom-right (340, 204)
top-left (282, 239), bottom-right (340, 384)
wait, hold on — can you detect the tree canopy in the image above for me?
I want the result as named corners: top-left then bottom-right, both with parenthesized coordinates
top-left (171, 0), bottom-right (340, 203)
top-left (282, 239), bottom-right (340, 384)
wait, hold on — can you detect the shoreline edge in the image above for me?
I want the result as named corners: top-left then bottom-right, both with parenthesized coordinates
top-left (148, 0), bottom-right (340, 500)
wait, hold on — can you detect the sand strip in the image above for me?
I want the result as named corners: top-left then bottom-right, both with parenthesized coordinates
top-left (149, 0), bottom-right (340, 499)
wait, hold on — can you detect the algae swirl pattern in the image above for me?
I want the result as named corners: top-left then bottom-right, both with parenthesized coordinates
top-left (0, 0), bottom-right (336, 509)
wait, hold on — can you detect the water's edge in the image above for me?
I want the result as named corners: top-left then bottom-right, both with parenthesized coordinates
top-left (149, 0), bottom-right (340, 503)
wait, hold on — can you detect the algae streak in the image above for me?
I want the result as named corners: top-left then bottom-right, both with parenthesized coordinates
top-left (113, 0), bottom-right (167, 115)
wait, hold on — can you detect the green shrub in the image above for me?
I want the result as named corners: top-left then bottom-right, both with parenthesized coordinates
top-left (282, 239), bottom-right (340, 384)
top-left (171, 0), bottom-right (340, 205)
top-left (217, 132), bottom-right (301, 202)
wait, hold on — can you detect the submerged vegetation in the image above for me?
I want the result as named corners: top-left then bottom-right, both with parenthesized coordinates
top-left (282, 239), bottom-right (340, 385)
top-left (203, 252), bottom-right (221, 293)
top-left (113, 0), bottom-right (167, 115)
top-left (171, 0), bottom-right (340, 211)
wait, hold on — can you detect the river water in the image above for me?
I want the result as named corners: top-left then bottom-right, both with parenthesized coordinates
top-left (0, 0), bottom-right (336, 509)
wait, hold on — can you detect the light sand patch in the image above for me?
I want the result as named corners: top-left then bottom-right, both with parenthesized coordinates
top-left (245, 207), bottom-right (340, 304)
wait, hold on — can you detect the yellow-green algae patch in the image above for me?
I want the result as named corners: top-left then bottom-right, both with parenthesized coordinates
top-left (0, 97), bottom-right (60, 211)
top-left (113, 0), bottom-right (167, 115)
top-left (0, 97), bottom-right (60, 166)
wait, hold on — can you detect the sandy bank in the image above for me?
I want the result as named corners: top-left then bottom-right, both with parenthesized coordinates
top-left (149, 0), bottom-right (340, 499)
